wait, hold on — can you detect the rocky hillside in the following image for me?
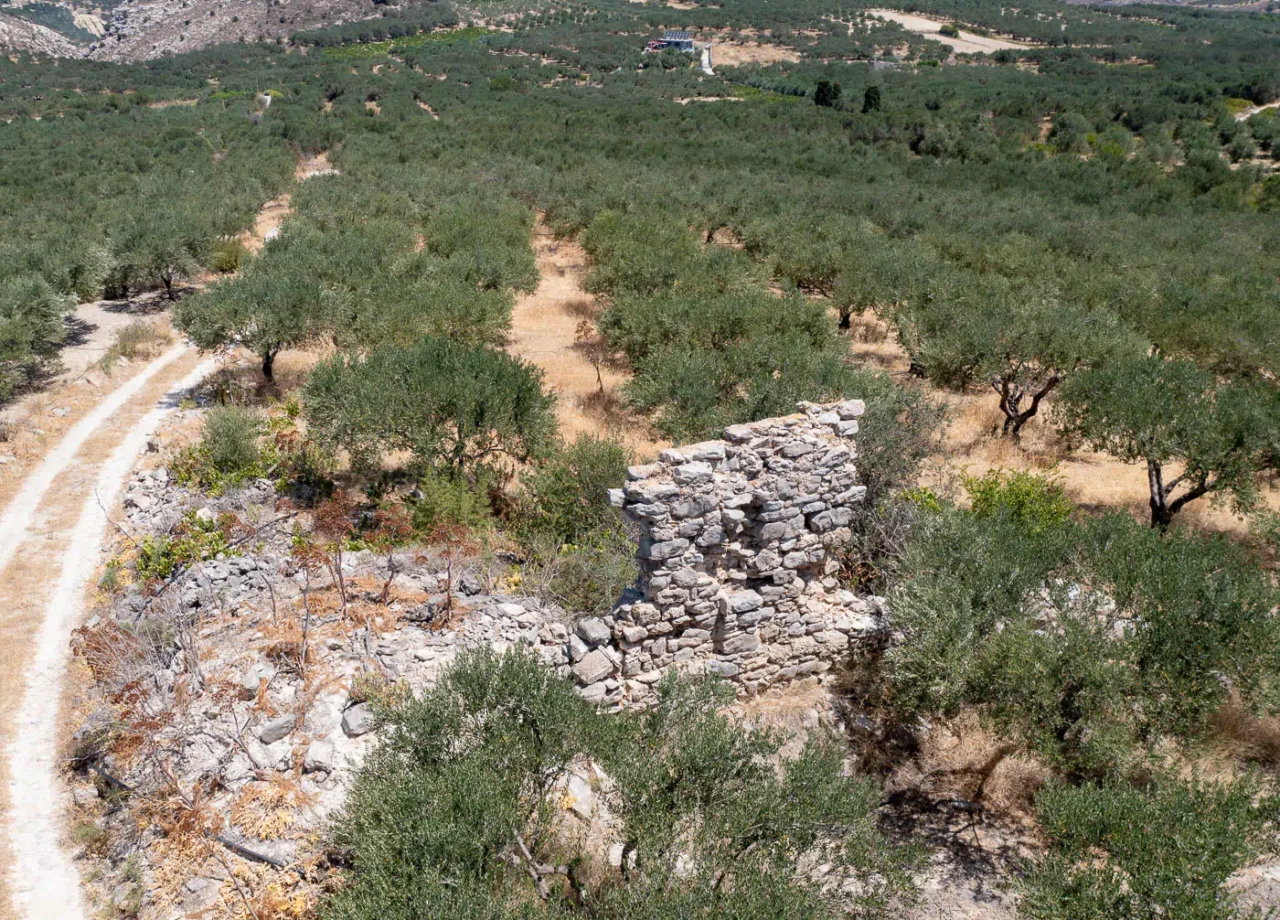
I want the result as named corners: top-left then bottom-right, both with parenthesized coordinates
top-left (0, 9), bottom-right (79, 56)
top-left (88, 0), bottom-right (392, 61)
top-left (0, 0), bottom-right (416, 59)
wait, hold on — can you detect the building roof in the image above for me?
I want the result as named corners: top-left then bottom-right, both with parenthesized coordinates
top-left (663, 31), bottom-right (693, 41)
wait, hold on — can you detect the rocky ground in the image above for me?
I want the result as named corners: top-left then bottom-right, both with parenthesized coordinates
top-left (86, 0), bottom-right (390, 61)
top-left (65, 397), bottom-right (626, 916)
top-left (0, 10), bottom-right (78, 57)
top-left (62, 393), bottom-right (1041, 919)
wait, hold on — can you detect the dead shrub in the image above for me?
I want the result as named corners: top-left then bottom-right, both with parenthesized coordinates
top-left (1212, 694), bottom-right (1280, 765)
top-left (563, 296), bottom-right (597, 319)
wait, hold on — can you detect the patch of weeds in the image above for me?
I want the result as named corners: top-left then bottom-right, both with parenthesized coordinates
top-left (407, 469), bottom-right (494, 533)
top-left (210, 238), bottom-right (248, 273)
top-left (98, 321), bottom-right (172, 371)
top-left (135, 511), bottom-right (232, 583)
top-left (522, 528), bottom-right (637, 617)
top-left (172, 405), bottom-right (276, 494)
top-left (98, 558), bottom-right (127, 594)
top-left (964, 468), bottom-right (1072, 534)
top-left (349, 671), bottom-right (408, 710)
top-left (70, 818), bottom-right (108, 856)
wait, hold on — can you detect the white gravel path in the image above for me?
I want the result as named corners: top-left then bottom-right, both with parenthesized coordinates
top-left (4, 352), bottom-right (215, 920)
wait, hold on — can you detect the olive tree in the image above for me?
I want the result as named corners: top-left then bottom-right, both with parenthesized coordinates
top-left (904, 278), bottom-right (1145, 437)
top-left (303, 337), bottom-right (556, 475)
top-left (109, 194), bottom-right (211, 299)
top-left (0, 274), bottom-right (74, 400)
top-left (1055, 355), bottom-right (1279, 528)
top-left (321, 650), bottom-right (914, 920)
top-left (175, 261), bottom-right (327, 381)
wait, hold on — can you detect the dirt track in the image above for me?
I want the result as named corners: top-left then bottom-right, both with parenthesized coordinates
top-left (0, 346), bottom-right (216, 920)
top-left (865, 9), bottom-right (1031, 54)
top-left (0, 163), bottom-right (313, 919)
top-left (506, 217), bottom-right (664, 458)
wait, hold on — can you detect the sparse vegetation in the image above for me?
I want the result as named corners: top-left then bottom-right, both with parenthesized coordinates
top-left (173, 405), bottom-right (272, 492)
top-left (98, 320), bottom-right (172, 370)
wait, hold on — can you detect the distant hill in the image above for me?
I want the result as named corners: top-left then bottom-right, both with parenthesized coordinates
top-left (0, 9), bottom-right (79, 56)
top-left (0, 0), bottom-right (424, 60)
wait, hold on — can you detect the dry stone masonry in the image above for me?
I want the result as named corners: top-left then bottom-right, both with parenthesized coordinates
top-left (562, 399), bottom-right (887, 706)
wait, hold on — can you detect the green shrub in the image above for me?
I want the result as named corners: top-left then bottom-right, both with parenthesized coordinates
top-left (0, 273), bottom-right (73, 401)
top-left (407, 469), bottom-right (494, 533)
top-left (173, 406), bottom-right (272, 493)
top-left (1023, 775), bottom-right (1273, 920)
top-left (519, 434), bottom-right (632, 545)
top-left (523, 529), bottom-right (637, 617)
top-left (965, 469), bottom-right (1073, 534)
top-left (203, 405), bottom-right (264, 475)
top-left (882, 507), bottom-right (1280, 776)
top-left (135, 512), bottom-right (231, 582)
top-left (304, 337), bottom-right (556, 476)
top-left (210, 238), bottom-right (248, 273)
top-left (320, 650), bottom-right (914, 920)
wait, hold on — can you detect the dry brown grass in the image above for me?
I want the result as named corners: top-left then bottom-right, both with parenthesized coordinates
top-left (711, 40), bottom-right (801, 66)
top-left (886, 713), bottom-right (1050, 825)
top-left (506, 215), bottom-right (666, 458)
top-left (1212, 694), bottom-right (1280, 767)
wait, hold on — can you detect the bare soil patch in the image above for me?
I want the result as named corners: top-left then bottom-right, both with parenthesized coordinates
top-left (711, 40), bottom-right (800, 67)
top-left (1236, 100), bottom-right (1280, 121)
top-left (506, 217), bottom-right (665, 459)
top-left (865, 9), bottom-right (1033, 55)
top-left (675, 95), bottom-right (742, 104)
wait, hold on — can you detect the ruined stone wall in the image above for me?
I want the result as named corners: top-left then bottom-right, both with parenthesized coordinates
top-left (561, 399), bottom-right (886, 706)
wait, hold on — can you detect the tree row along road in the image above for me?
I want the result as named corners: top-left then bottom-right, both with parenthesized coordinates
top-left (0, 345), bottom-right (216, 920)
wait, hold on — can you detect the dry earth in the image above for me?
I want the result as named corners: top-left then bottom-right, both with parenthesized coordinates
top-left (506, 216), bottom-right (665, 459)
top-left (864, 9), bottom-right (1033, 55)
top-left (239, 152), bottom-right (336, 254)
top-left (1237, 100), bottom-right (1280, 121)
top-left (0, 301), bottom-right (174, 511)
top-left (709, 39), bottom-right (800, 67)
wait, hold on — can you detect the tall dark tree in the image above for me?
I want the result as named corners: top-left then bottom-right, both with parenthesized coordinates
top-left (814, 80), bottom-right (842, 109)
top-left (862, 84), bottom-right (882, 114)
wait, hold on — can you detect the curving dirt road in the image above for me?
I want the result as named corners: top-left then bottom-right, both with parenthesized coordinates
top-left (0, 345), bottom-right (217, 920)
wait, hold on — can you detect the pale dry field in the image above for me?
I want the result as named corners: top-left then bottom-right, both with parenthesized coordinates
top-left (865, 9), bottom-right (1032, 55)
top-left (711, 40), bottom-right (801, 67)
